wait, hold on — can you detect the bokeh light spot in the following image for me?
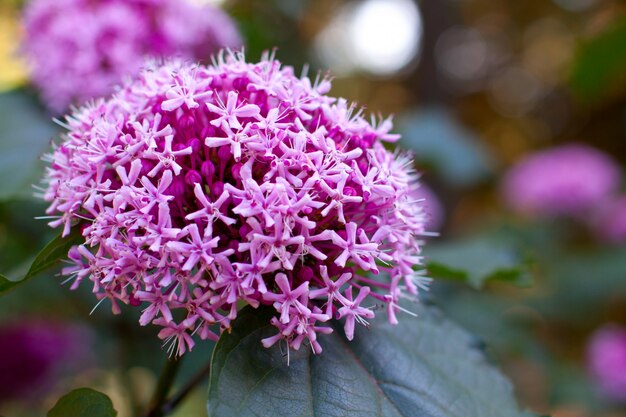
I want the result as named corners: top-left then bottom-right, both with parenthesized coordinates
top-left (315, 0), bottom-right (422, 76)
top-left (348, 0), bottom-right (422, 75)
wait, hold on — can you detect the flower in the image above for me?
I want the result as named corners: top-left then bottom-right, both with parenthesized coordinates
top-left (22, 0), bottom-right (242, 112)
top-left (501, 144), bottom-right (620, 217)
top-left (587, 324), bottom-right (626, 403)
top-left (41, 52), bottom-right (430, 356)
top-left (0, 320), bottom-right (91, 402)
top-left (592, 196), bottom-right (626, 245)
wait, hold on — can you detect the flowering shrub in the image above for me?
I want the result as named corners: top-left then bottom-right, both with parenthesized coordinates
top-left (22, 0), bottom-right (241, 112)
top-left (587, 325), bottom-right (626, 402)
top-left (501, 144), bottom-right (620, 217)
top-left (41, 52), bottom-right (430, 357)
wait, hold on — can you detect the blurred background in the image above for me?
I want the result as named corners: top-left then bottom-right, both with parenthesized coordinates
top-left (2, 0), bottom-right (626, 416)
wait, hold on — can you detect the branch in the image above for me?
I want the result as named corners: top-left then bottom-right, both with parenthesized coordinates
top-left (161, 360), bottom-right (212, 415)
top-left (144, 356), bottom-right (182, 417)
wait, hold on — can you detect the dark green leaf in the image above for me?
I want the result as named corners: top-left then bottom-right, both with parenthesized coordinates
top-left (570, 17), bottom-right (626, 100)
top-left (208, 305), bottom-right (537, 417)
top-left (530, 246), bottom-right (626, 321)
top-left (0, 228), bottom-right (82, 296)
top-left (0, 90), bottom-right (57, 201)
top-left (48, 388), bottom-right (117, 417)
top-left (0, 198), bottom-right (54, 274)
top-left (425, 237), bottom-right (531, 289)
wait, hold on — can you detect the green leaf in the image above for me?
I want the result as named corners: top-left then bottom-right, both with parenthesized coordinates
top-left (397, 109), bottom-right (494, 187)
top-left (530, 246), bottom-right (626, 321)
top-left (207, 305), bottom-right (537, 417)
top-left (48, 388), bottom-right (117, 417)
top-left (425, 237), bottom-right (531, 289)
top-left (570, 17), bottom-right (626, 100)
top-left (0, 228), bottom-right (82, 296)
top-left (0, 90), bottom-right (57, 202)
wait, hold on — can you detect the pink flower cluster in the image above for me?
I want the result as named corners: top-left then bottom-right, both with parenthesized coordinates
top-left (41, 52), bottom-right (430, 356)
top-left (502, 144), bottom-right (620, 217)
top-left (587, 325), bottom-right (626, 402)
top-left (22, 0), bottom-right (241, 112)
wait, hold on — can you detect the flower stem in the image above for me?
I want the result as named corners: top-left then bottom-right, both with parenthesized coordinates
top-left (145, 356), bottom-right (183, 417)
top-left (160, 360), bottom-right (212, 414)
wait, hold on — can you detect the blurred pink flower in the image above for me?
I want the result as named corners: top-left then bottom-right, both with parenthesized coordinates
top-left (593, 196), bottom-right (626, 244)
top-left (41, 53), bottom-right (431, 357)
top-left (501, 144), bottom-right (620, 217)
top-left (22, 0), bottom-right (242, 112)
top-left (0, 320), bottom-right (92, 402)
top-left (587, 324), bottom-right (626, 402)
